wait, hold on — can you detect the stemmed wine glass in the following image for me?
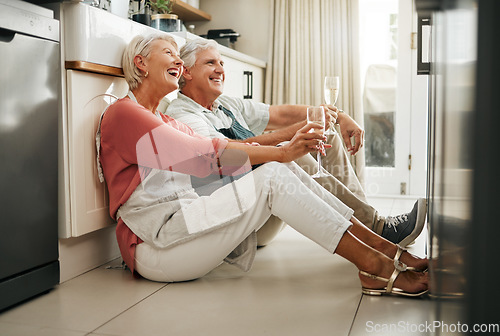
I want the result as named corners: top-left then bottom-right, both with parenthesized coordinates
top-left (307, 106), bottom-right (328, 178)
top-left (324, 76), bottom-right (340, 135)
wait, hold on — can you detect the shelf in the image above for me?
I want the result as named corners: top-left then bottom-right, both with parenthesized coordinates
top-left (65, 61), bottom-right (124, 77)
top-left (172, 0), bottom-right (211, 22)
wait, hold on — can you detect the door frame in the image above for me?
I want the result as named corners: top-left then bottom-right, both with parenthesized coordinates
top-left (364, 0), bottom-right (428, 197)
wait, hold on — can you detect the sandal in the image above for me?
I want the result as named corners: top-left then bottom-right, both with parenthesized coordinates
top-left (360, 259), bottom-right (428, 297)
top-left (394, 244), bottom-right (427, 272)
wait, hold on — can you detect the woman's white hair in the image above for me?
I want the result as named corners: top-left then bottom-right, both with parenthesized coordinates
top-left (178, 39), bottom-right (219, 89)
top-left (122, 33), bottom-right (178, 90)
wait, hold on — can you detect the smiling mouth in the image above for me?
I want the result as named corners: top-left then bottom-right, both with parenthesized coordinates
top-left (210, 77), bottom-right (223, 83)
top-left (167, 69), bottom-right (180, 78)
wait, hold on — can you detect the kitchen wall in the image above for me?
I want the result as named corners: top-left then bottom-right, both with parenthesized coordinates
top-left (192, 0), bottom-right (272, 62)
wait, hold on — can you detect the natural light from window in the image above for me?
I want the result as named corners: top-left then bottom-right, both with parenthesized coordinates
top-left (359, 0), bottom-right (398, 168)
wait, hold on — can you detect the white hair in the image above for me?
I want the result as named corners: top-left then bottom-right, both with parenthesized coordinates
top-left (178, 39), bottom-right (219, 89)
top-left (122, 33), bottom-right (178, 90)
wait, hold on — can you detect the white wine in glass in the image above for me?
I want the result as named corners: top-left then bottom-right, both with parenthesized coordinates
top-left (324, 76), bottom-right (340, 135)
top-left (307, 106), bottom-right (328, 178)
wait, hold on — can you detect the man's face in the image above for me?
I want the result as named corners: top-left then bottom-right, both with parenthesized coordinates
top-left (186, 48), bottom-right (225, 98)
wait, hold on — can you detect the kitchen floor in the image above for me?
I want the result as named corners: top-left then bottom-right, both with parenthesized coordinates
top-left (0, 196), bottom-right (464, 336)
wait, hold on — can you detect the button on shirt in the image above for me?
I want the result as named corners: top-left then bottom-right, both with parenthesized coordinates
top-left (166, 93), bottom-right (270, 140)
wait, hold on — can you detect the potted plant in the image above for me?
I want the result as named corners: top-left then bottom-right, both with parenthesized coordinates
top-left (148, 0), bottom-right (181, 32)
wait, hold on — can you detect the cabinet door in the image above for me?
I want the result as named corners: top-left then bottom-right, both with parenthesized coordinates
top-left (222, 56), bottom-right (264, 102)
top-left (64, 70), bottom-right (128, 237)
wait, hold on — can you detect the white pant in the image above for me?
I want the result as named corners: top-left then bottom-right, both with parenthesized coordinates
top-left (135, 162), bottom-right (353, 282)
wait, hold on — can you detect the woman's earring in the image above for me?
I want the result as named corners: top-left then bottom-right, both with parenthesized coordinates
top-left (145, 71), bottom-right (149, 78)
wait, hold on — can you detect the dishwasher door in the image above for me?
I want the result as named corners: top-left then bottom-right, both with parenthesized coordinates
top-left (0, 10), bottom-right (60, 310)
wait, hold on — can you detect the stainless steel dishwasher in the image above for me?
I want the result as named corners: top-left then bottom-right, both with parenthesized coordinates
top-left (0, 0), bottom-right (60, 311)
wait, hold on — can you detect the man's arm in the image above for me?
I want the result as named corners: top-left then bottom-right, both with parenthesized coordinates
top-left (267, 103), bottom-right (365, 155)
top-left (234, 120), bottom-right (307, 146)
top-left (224, 123), bottom-right (326, 165)
top-left (266, 105), bottom-right (310, 131)
top-left (266, 104), bottom-right (336, 130)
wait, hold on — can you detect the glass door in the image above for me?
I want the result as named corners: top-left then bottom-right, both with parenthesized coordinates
top-left (359, 0), bottom-right (428, 196)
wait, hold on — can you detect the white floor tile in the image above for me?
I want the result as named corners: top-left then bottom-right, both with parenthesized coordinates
top-left (436, 300), bottom-right (467, 336)
top-left (366, 197), bottom-right (394, 217)
top-left (0, 196), bottom-right (446, 336)
top-left (391, 197), bottom-right (419, 215)
top-left (350, 295), bottom-right (437, 336)
top-left (0, 260), bottom-right (165, 333)
top-left (350, 296), bottom-right (466, 336)
top-left (95, 227), bottom-right (362, 336)
top-left (0, 322), bottom-right (86, 336)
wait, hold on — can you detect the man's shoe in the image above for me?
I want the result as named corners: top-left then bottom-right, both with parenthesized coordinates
top-left (381, 198), bottom-right (427, 247)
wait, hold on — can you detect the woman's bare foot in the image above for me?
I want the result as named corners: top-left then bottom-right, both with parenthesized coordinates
top-left (347, 218), bottom-right (428, 272)
top-left (359, 255), bottom-right (429, 294)
top-left (334, 229), bottom-right (428, 294)
top-left (377, 243), bottom-right (428, 271)
top-left (398, 249), bottom-right (428, 271)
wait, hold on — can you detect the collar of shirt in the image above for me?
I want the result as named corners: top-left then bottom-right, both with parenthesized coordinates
top-left (178, 92), bottom-right (221, 115)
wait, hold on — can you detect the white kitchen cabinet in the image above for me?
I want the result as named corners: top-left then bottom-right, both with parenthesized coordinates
top-left (60, 70), bottom-right (128, 238)
top-left (222, 55), bottom-right (265, 102)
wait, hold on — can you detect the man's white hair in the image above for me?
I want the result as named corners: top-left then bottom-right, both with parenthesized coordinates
top-left (179, 39), bottom-right (219, 89)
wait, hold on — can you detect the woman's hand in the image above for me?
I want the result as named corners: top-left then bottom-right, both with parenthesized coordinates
top-left (280, 123), bottom-right (331, 162)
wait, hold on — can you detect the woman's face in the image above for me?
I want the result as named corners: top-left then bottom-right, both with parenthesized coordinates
top-left (142, 39), bottom-right (183, 93)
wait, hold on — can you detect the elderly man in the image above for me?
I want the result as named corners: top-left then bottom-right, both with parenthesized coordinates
top-left (164, 39), bottom-right (426, 247)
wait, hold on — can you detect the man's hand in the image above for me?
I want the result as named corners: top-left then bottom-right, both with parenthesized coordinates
top-left (336, 112), bottom-right (365, 155)
top-left (322, 104), bottom-right (338, 127)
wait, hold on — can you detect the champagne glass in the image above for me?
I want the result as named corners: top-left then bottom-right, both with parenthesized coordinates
top-left (307, 106), bottom-right (328, 178)
top-left (324, 76), bottom-right (340, 135)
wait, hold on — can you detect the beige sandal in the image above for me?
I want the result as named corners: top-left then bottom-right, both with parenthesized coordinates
top-left (360, 259), bottom-right (428, 298)
top-left (394, 244), bottom-right (427, 272)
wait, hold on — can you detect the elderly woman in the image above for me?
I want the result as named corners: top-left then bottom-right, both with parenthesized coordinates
top-left (97, 33), bottom-right (428, 297)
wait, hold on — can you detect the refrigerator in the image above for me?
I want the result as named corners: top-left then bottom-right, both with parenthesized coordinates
top-left (416, 0), bottom-right (500, 330)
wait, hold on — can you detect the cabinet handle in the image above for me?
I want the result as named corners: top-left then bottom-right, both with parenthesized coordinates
top-left (244, 71), bottom-right (253, 99)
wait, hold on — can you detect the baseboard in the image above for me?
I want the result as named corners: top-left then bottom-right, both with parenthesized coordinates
top-left (58, 225), bottom-right (120, 283)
